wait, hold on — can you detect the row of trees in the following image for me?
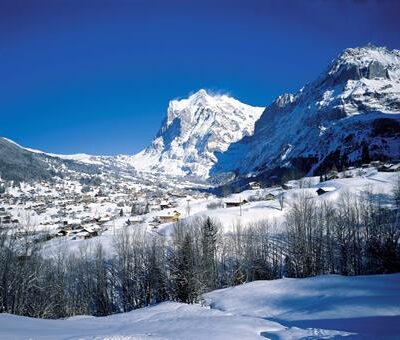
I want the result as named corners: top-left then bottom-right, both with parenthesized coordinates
top-left (285, 189), bottom-right (400, 277)
top-left (0, 182), bottom-right (399, 319)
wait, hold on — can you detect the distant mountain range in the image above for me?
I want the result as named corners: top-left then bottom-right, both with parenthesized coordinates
top-left (1, 45), bottom-right (399, 185)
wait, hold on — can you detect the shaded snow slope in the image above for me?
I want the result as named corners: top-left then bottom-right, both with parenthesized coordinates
top-left (206, 274), bottom-right (400, 339)
top-left (205, 273), bottom-right (400, 339)
top-left (206, 273), bottom-right (400, 321)
top-left (128, 89), bottom-right (264, 178)
top-left (1, 274), bottom-right (399, 339)
top-left (213, 45), bottom-right (400, 178)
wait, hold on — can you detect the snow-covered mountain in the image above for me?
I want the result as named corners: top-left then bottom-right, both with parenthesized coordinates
top-left (128, 89), bottom-right (264, 178)
top-left (213, 45), bottom-right (400, 179)
top-left (0, 89), bottom-right (263, 182)
top-left (3, 45), bottom-right (399, 184)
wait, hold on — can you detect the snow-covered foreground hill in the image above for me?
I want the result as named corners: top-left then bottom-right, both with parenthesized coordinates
top-left (1, 273), bottom-right (399, 339)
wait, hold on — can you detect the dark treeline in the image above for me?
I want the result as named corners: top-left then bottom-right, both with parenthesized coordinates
top-left (1, 183), bottom-right (399, 319)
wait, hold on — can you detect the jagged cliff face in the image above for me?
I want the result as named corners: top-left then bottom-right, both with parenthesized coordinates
top-left (129, 89), bottom-right (264, 177)
top-left (213, 46), bottom-right (400, 178)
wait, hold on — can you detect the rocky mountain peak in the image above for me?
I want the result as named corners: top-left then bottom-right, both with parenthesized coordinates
top-left (130, 90), bottom-right (264, 177)
top-left (325, 45), bottom-right (400, 85)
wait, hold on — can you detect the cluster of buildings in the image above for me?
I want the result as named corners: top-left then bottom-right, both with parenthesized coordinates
top-left (0, 172), bottom-right (204, 241)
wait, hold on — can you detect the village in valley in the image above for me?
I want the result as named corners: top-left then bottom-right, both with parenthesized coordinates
top-left (0, 159), bottom-right (398, 255)
top-left (0, 167), bottom-right (203, 243)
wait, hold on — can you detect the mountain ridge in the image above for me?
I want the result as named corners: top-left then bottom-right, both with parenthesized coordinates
top-left (2, 45), bottom-right (399, 185)
top-left (212, 45), bottom-right (400, 181)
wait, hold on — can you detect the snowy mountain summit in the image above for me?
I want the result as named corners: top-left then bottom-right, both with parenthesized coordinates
top-left (130, 89), bottom-right (264, 177)
top-left (213, 45), bottom-right (400, 178)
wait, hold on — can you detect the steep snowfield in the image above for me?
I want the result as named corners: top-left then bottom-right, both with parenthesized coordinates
top-left (127, 89), bottom-right (264, 178)
top-left (213, 45), bottom-right (400, 177)
top-left (1, 274), bottom-right (399, 339)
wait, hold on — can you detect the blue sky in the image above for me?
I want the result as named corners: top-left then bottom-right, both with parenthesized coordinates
top-left (1, 0), bottom-right (399, 155)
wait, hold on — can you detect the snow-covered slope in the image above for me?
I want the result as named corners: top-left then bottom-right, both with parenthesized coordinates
top-left (213, 45), bottom-right (400, 178)
top-left (128, 89), bottom-right (264, 178)
top-left (1, 274), bottom-right (399, 339)
top-left (1, 137), bottom-right (105, 165)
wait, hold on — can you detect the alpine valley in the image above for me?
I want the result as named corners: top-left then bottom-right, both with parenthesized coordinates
top-left (1, 45), bottom-right (400, 340)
